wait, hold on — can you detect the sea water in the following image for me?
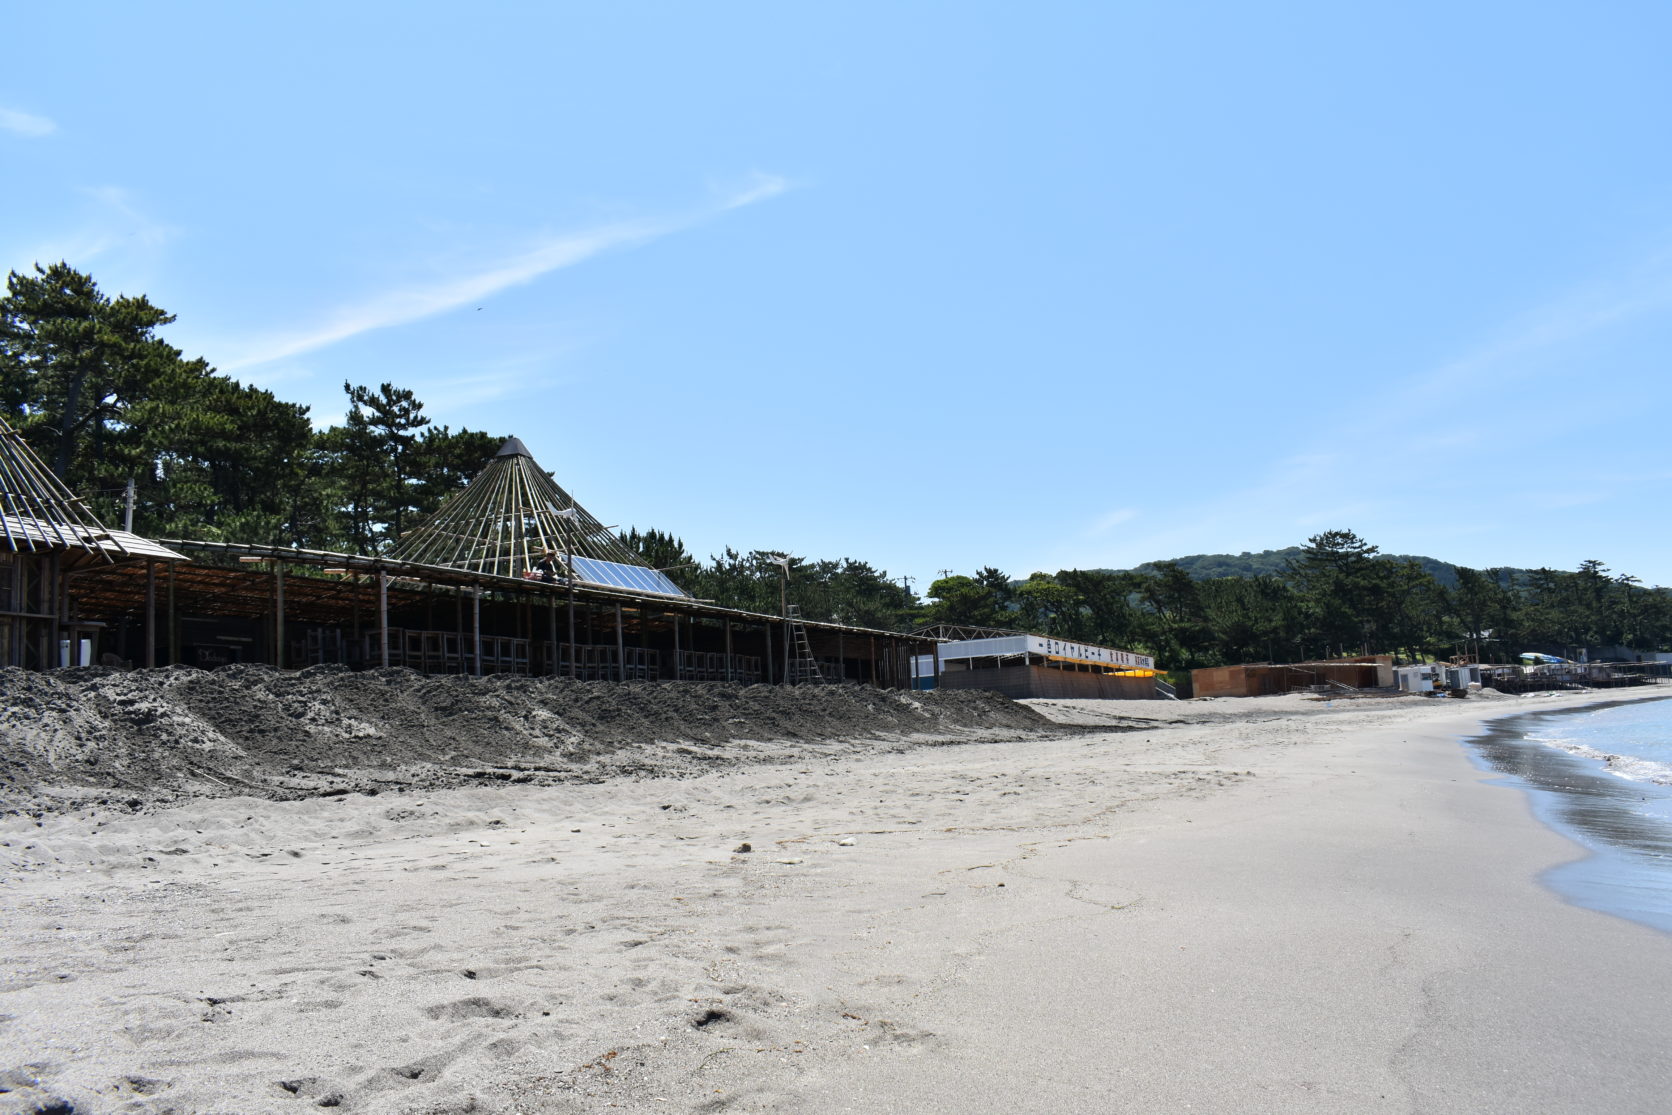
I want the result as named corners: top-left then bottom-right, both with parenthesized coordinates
top-left (1467, 695), bottom-right (1672, 935)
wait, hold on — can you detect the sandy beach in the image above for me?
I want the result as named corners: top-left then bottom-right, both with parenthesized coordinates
top-left (4, 686), bottom-right (1671, 1114)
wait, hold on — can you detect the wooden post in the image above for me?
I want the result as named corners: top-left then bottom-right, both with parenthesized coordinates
top-left (378, 574), bottom-right (390, 668)
top-left (167, 563), bottom-right (178, 666)
top-left (142, 560), bottom-right (156, 668)
top-left (724, 619), bottom-right (733, 682)
top-left (672, 612), bottom-right (681, 681)
top-left (274, 564), bottom-right (285, 670)
top-left (548, 594), bottom-right (558, 676)
top-left (614, 602), bottom-right (626, 682)
top-left (455, 588), bottom-right (465, 674)
top-left (837, 630), bottom-right (844, 683)
top-left (473, 585), bottom-right (483, 676)
top-left (567, 582), bottom-right (577, 679)
top-left (763, 620), bottom-right (774, 685)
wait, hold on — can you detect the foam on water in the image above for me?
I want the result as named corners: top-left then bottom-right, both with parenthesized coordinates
top-left (1467, 695), bottom-right (1672, 935)
top-left (1522, 699), bottom-right (1672, 786)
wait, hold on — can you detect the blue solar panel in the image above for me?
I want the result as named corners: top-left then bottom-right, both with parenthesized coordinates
top-left (568, 555), bottom-right (688, 597)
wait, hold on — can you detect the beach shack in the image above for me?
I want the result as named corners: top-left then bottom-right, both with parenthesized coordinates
top-left (911, 629), bottom-right (1165, 699)
top-left (1192, 656), bottom-right (1394, 698)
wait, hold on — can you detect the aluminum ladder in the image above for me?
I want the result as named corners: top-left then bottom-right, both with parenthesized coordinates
top-left (786, 604), bottom-right (824, 684)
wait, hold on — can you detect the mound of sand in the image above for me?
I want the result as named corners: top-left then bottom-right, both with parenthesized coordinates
top-left (0, 665), bottom-right (1066, 815)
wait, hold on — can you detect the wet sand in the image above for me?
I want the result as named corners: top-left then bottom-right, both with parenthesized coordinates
top-left (1466, 697), bottom-right (1672, 935)
top-left (3, 688), bottom-right (1671, 1113)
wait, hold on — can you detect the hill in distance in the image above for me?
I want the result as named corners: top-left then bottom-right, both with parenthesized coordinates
top-left (1117, 548), bottom-right (1529, 589)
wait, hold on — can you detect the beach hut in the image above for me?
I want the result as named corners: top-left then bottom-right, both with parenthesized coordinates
top-left (911, 627), bottom-right (1165, 699)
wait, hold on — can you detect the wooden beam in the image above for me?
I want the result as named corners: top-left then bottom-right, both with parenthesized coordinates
top-left (144, 560), bottom-right (155, 668)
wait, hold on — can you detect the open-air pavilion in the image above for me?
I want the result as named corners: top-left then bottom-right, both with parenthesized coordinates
top-left (55, 437), bottom-right (935, 687)
top-left (0, 417), bottom-right (186, 669)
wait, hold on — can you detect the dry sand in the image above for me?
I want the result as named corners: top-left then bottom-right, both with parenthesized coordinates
top-left (3, 683), bottom-right (1671, 1113)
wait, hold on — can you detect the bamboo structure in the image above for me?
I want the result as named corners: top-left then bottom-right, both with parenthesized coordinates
top-left (0, 415), bottom-right (185, 668)
top-left (388, 437), bottom-right (663, 581)
top-left (0, 416), bottom-right (127, 560)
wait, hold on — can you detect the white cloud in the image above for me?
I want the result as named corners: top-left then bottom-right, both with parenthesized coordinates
top-left (0, 106), bottom-right (55, 138)
top-left (222, 176), bottom-right (794, 372)
top-left (15, 185), bottom-right (178, 269)
top-left (719, 171), bottom-right (792, 210)
top-left (1086, 507), bottom-right (1138, 536)
top-left (221, 217), bottom-right (665, 370)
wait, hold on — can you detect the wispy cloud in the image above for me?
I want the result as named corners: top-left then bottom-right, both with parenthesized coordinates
top-left (0, 106), bottom-right (55, 138)
top-left (15, 185), bottom-right (177, 270)
top-left (1086, 507), bottom-right (1138, 536)
top-left (222, 176), bottom-right (794, 372)
top-left (1045, 246), bottom-right (1672, 575)
top-left (718, 171), bottom-right (792, 210)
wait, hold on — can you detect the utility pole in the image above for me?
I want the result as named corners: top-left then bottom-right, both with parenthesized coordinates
top-left (556, 508), bottom-right (579, 679)
top-left (770, 554), bottom-right (791, 684)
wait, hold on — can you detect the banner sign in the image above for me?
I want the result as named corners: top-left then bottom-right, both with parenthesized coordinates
top-left (1027, 635), bottom-right (1154, 670)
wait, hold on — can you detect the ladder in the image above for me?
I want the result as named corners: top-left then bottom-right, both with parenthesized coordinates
top-left (786, 604), bottom-right (824, 684)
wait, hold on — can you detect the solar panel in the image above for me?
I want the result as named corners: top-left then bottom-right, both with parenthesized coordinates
top-left (567, 555), bottom-right (689, 597)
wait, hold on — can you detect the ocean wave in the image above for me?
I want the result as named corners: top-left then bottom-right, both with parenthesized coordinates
top-left (1531, 737), bottom-right (1672, 786)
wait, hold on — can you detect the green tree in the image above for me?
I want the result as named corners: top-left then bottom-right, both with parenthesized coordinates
top-left (619, 527), bottom-right (698, 575)
top-left (320, 381), bottom-right (434, 552)
top-left (1286, 530), bottom-right (1384, 657)
top-left (1, 262), bottom-right (191, 499)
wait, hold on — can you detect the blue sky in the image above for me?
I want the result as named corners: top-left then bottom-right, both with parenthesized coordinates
top-left (4, 1), bottom-right (1670, 589)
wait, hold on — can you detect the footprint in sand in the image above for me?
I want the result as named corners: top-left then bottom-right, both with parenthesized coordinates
top-left (422, 996), bottom-right (521, 1021)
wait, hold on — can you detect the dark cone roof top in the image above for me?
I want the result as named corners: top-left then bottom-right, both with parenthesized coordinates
top-left (388, 437), bottom-right (673, 584)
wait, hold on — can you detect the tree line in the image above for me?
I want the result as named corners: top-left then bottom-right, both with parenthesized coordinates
top-left (619, 528), bottom-right (1672, 666)
top-left (6, 264), bottom-right (1668, 667)
top-left (0, 263), bottom-right (502, 551)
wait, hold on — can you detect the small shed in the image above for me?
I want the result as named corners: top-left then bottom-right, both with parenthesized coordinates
top-left (1192, 656), bottom-right (1393, 698)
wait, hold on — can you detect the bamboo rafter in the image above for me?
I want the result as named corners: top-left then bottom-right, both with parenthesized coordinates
top-left (387, 437), bottom-right (654, 579)
top-left (0, 414), bottom-right (125, 560)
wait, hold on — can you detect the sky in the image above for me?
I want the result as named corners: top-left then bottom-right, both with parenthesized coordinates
top-left (4, 0), bottom-right (1671, 591)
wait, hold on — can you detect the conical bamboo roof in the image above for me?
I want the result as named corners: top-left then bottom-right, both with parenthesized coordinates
top-left (0, 414), bottom-right (127, 561)
top-left (389, 437), bottom-right (673, 586)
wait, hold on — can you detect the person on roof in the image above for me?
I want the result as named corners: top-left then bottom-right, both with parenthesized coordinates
top-left (534, 549), bottom-right (560, 583)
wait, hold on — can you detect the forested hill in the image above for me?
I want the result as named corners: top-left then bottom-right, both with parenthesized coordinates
top-left (1121, 549), bottom-right (1530, 589)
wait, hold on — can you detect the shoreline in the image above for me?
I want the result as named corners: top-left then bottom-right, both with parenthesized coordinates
top-left (1463, 692), bottom-right (1672, 935)
top-left (3, 689), bottom-right (1671, 1113)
